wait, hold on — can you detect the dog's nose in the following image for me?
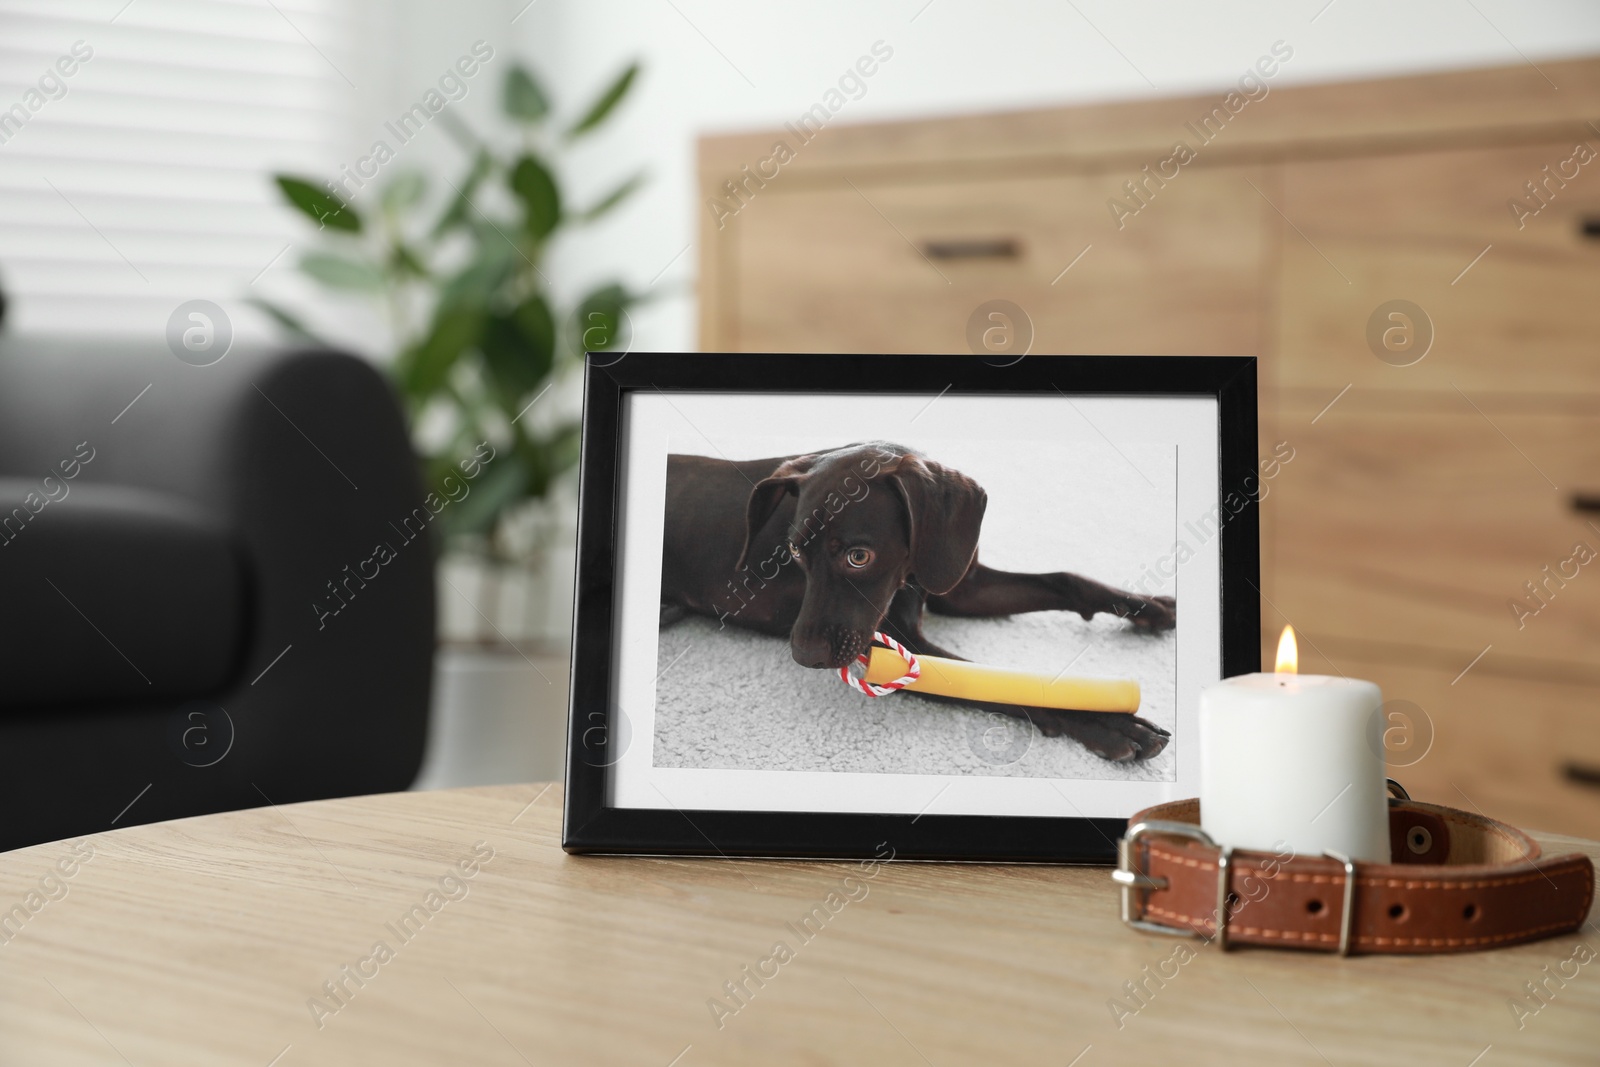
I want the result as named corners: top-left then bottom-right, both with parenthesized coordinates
top-left (793, 648), bottom-right (830, 670)
top-left (791, 635), bottom-right (833, 670)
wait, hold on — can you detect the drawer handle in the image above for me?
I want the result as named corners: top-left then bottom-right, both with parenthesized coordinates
top-left (1572, 492), bottom-right (1600, 513)
top-left (1563, 762), bottom-right (1600, 787)
top-left (920, 238), bottom-right (1021, 260)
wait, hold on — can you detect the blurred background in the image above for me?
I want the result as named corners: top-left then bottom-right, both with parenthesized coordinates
top-left (3, 0), bottom-right (1599, 848)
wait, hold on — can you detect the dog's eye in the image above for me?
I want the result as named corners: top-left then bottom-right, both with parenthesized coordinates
top-left (845, 547), bottom-right (873, 569)
top-left (788, 541), bottom-right (802, 562)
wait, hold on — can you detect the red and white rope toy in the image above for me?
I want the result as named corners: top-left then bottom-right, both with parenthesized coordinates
top-left (838, 631), bottom-right (920, 697)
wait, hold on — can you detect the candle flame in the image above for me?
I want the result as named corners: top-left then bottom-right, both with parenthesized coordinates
top-left (1275, 625), bottom-right (1299, 674)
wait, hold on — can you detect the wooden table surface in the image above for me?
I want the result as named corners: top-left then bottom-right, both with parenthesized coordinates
top-left (1, 785), bottom-right (1596, 1066)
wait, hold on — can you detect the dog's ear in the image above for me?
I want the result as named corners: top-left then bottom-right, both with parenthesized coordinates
top-left (886, 454), bottom-right (987, 595)
top-left (736, 455), bottom-right (817, 572)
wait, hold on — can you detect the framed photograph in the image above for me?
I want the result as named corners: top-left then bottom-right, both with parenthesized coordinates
top-left (563, 353), bottom-right (1259, 862)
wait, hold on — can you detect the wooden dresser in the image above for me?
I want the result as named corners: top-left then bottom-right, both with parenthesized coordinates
top-left (696, 57), bottom-right (1600, 837)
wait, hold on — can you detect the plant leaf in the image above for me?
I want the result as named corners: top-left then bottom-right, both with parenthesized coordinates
top-left (299, 251), bottom-right (387, 291)
top-left (381, 171), bottom-right (427, 213)
top-left (503, 66), bottom-right (550, 122)
top-left (515, 420), bottom-right (581, 500)
top-left (398, 302), bottom-right (484, 401)
top-left (431, 149), bottom-right (494, 238)
top-left (438, 238), bottom-right (517, 309)
top-left (542, 420), bottom-right (582, 486)
top-left (572, 282), bottom-right (632, 354)
top-left (422, 390), bottom-right (495, 493)
top-left (275, 175), bottom-right (360, 233)
top-left (511, 292), bottom-right (556, 356)
top-left (513, 424), bottom-right (552, 500)
top-left (442, 452), bottom-right (528, 538)
top-left (389, 242), bottom-right (429, 279)
top-left (567, 62), bottom-right (639, 138)
top-left (509, 154), bottom-right (562, 240)
top-left (480, 294), bottom-right (556, 407)
top-left (246, 297), bottom-right (328, 345)
top-left (580, 171), bottom-right (646, 221)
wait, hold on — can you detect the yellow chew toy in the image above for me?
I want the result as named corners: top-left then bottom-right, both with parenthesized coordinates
top-left (862, 647), bottom-right (1140, 714)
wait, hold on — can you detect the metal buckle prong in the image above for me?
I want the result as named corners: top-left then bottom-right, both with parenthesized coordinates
top-left (1114, 820), bottom-right (1219, 940)
top-left (1325, 849), bottom-right (1357, 957)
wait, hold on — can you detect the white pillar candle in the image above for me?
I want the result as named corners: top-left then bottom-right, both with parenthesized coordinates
top-left (1198, 627), bottom-right (1390, 863)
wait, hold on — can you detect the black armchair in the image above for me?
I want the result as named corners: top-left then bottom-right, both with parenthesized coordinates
top-left (0, 337), bottom-right (435, 851)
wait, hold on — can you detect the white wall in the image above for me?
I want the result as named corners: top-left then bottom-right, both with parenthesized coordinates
top-left (509, 0), bottom-right (1600, 353)
top-left (7, 1), bottom-right (1595, 349)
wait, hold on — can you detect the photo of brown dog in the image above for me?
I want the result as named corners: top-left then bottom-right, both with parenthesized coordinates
top-left (654, 436), bottom-right (1179, 780)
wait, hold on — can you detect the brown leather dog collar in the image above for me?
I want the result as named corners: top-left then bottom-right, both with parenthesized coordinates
top-left (1113, 794), bottom-right (1595, 955)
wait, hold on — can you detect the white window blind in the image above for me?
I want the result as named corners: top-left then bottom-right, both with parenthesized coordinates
top-left (0, 0), bottom-right (384, 337)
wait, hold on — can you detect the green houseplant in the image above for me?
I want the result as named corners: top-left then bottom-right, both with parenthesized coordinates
top-left (258, 60), bottom-right (643, 643)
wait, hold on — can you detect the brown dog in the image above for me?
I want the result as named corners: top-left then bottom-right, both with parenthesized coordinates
top-left (660, 441), bottom-right (1174, 763)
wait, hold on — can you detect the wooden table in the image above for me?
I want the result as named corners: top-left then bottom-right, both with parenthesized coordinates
top-left (2, 786), bottom-right (1596, 1065)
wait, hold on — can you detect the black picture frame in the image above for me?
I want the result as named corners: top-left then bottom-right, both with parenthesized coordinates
top-left (563, 353), bottom-right (1259, 863)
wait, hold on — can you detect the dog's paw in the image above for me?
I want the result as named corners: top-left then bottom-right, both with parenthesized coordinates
top-left (1037, 710), bottom-right (1171, 763)
top-left (1089, 715), bottom-right (1171, 763)
top-left (1124, 595), bottom-right (1176, 633)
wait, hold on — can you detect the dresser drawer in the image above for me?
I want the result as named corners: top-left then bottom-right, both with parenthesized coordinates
top-left (719, 166), bottom-right (1266, 356)
top-left (1267, 395), bottom-right (1600, 668)
top-left (1276, 142), bottom-right (1600, 396)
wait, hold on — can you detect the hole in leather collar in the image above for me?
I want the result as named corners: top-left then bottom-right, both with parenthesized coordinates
top-left (1389, 809), bottom-right (1449, 863)
top-left (1307, 899), bottom-right (1325, 915)
top-left (1464, 903), bottom-right (1480, 921)
top-left (1388, 903), bottom-right (1408, 921)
